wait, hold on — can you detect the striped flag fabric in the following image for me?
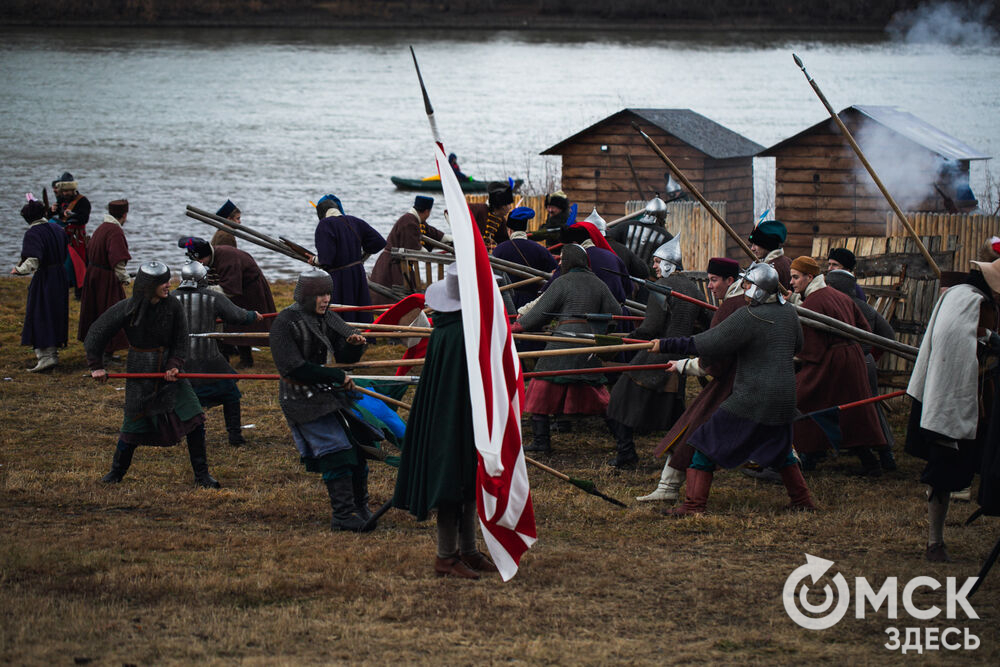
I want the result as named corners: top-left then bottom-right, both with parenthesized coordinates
top-left (431, 140), bottom-right (536, 581)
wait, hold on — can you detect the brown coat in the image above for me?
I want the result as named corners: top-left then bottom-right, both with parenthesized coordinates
top-left (794, 285), bottom-right (886, 453)
top-left (369, 212), bottom-right (444, 304)
top-left (211, 245), bottom-right (275, 339)
top-left (77, 220), bottom-right (130, 350)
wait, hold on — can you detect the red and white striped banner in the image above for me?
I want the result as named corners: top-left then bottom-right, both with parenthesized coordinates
top-left (432, 141), bottom-right (536, 581)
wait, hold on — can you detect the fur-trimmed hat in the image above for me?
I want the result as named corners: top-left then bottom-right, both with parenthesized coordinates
top-left (53, 171), bottom-right (78, 192)
top-left (827, 247), bottom-right (857, 270)
top-left (413, 195), bottom-right (434, 212)
top-left (545, 191), bottom-right (569, 213)
top-left (487, 180), bottom-right (514, 209)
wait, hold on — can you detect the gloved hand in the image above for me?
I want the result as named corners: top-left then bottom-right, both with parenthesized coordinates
top-left (510, 322), bottom-right (524, 334)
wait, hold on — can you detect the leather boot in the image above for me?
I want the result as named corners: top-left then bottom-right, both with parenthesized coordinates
top-left (663, 468), bottom-right (712, 517)
top-left (553, 419), bottom-right (573, 433)
top-left (434, 555), bottom-right (480, 579)
top-left (855, 447), bottom-right (882, 477)
top-left (780, 463), bottom-right (816, 511)
top-left (607, 420), bottom-right (638, 470)
top-left (325, 477), bottom-right (373, 532)
top-left (222, 401), bottom-right (246, 446)
top-left (100, 439), bottom-right (135, 483)
top-left (524, 416), bottom-right (551, 453)
top-left (237, 346), bottom-right (254, 368)
top-left (186, 426), bottom-right (221, 488)
top-left (637, 457), bottom-right (683, 502)
top-left (28, 347), bottom-right (57, 373)
top-left (877, 445), bottom-right (897, 472)
top-left (352, 466), bottom-right (374, 523)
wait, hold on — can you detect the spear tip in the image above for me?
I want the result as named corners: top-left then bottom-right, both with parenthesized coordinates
top-left (792, 52), bottom-right (804, 69)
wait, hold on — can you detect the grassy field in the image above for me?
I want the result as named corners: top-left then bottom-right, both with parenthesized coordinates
top-left (1, 276), bottom-right (996, 665)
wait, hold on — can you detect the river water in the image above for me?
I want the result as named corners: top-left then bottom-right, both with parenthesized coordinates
top-left (1, 28), bottom-right (997, 279)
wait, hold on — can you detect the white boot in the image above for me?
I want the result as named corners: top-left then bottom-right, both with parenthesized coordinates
top-left (636, 457), bottom-right (683, 502)
top-left (28, 347), bottom-right (57, 373)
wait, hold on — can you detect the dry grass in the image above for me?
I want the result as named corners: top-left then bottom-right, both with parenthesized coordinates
top-left (1, 276), bottom-right (997, 665)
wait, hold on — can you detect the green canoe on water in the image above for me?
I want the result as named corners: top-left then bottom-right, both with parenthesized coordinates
top-left (390, 176), bottom-right (523, 193)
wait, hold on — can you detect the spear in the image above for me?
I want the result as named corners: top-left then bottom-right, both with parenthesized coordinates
top-left (792, 53), bottom-right (941, 279)
top-left (186, 205), bottom-right (314, 261)
top-left (608, 269), bottom-right (719, 311)
top-left (415, 240), bottom-right (650, 313)
top-left (631, 121), bottom-right (760, 266)
top-left (524, 456), bottom-right (627, 508)
top-left (185, 208), bottom-right (302, 261)
top-left (105, 372), bottom-right (411, 407)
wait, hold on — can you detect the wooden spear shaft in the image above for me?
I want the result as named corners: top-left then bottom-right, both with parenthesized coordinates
top-left (792, 54), bottom-right (941, 279)
top-left (631, 121), bottom-right (759, 263)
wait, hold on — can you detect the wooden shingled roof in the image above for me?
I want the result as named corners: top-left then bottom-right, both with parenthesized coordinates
top-left (760, 105), bottom-right (990, 161)
top-left (540, 108), bottom-right (764, 160)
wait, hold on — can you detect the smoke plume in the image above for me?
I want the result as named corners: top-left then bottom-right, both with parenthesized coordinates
top-left (887, 2), bottom-right (998, 45)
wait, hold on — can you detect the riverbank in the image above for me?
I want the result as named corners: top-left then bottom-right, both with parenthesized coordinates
top-left (1, 275), bottom-right (998, 663)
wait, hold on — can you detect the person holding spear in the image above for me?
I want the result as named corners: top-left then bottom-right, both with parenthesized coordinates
top-left (604, 236), bottom-right (704, 470)
top-left (174, 260), bottom-right (262, 447)
top-left (179, 236), bottom-right (275, 368)
top-left (651, 262), bottom-right (815, 515)
top-left (511, 243), bottom-right (622, 453)
top-left (270, 269), bottom-right (380, 533)
top-left (788, 255), bottom-right (886, 475)
top-left (86, 261), bottom-right (220, 488)
top-left (311, 193), bottom-right (387, 322)
top-left (637, 256), bottom-right (744, 502)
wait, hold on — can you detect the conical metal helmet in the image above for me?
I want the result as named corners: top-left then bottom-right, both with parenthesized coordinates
top-left (652, 233), bottom-right (682, 276)
top-left (640, 195), bottom-right (668, 224)
top-left (583, 207), bottom-right (607, 235)
top-left (742, 261), bottom-right (784, 305)
top-left (178, 260), bottom-right (208, 289)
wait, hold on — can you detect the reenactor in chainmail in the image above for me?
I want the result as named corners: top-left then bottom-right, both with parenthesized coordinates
top-left (174, 261), bottom-right (262, 446)
top-left (270, 269), bottom-right (381, 533)
top-left (604, 236), bottom-right (705, 469)
top-left (511, 244), bottom-right (621, 453)
top-left (653, 262), bottom-right (816, 516)
top-left (606, 195), bottom-right (673, 267)
top-left (86, 261), bottom-right (220, 488)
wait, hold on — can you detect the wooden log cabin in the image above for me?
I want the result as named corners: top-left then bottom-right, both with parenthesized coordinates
top-left (759, 105), bottom-right (989, 260)
top-left (540, 108), bottom-right (763, 259)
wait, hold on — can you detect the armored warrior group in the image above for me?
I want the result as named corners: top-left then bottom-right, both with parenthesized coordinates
top-left (10, 171), bottom-right (1000, 576)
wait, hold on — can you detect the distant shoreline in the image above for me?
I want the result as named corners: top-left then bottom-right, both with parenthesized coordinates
top-left (0, 15), bottom-right (888, 33)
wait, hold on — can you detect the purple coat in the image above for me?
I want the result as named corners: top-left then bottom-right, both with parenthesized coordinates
top-left (315, 214), bottom-right (386, 322)
top-left (492, 238), bottom-right (558, 308)
top-left (20, 222), bottom-right (69, 348)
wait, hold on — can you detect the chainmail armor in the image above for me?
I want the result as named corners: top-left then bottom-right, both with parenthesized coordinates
top-left (626, 273), bottom-right (703, 390)
top-left (692, 301), bottom-right (803, 424)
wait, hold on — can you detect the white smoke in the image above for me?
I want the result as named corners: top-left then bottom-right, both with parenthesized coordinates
top-left (853, 118), bottom-right (944, 210)
top-left (887, 2), bottom-right (998, 45)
